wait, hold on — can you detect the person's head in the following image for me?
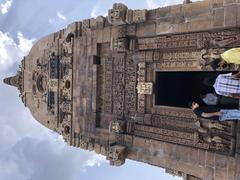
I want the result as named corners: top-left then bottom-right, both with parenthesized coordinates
top-left (188, 101), bottom-right (199, 110)
top-left (209, 59), bottom-right (222, 70)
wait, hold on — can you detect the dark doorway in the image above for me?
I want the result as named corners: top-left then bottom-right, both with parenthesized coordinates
top-left (155, 71), bottom-right (239, 108)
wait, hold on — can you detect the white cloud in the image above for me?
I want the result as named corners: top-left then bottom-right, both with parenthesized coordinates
top-left (90, 5), bottom-right (99, 18)
top-left (0, 102), bottom-right (106, 180)
top-left (57, 12), bottom-right (66, 21)
top-left (0, 31), bottom-right (106, 180)
top-left (104, 12), bottom-right (108, 17)
top-left (0, 0), bottom-right (12, 14)
top-left (49, 12), bottom-right (67, 24)
top-left (48, 18), bottom-right (53, 24)
top-left (17, 32), bottom-right (35, 54)
top-left (0, 31), bottom-right (35, 72)
top-left (146, 0), bottom-right (159, 9)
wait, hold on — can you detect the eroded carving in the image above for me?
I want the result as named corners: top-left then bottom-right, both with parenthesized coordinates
top-left (107, 145), bottom-right (126, 166)
top-left (137, 82), bottom-right (153, 95)
top-left (108, 3), bottom-right (128, 26)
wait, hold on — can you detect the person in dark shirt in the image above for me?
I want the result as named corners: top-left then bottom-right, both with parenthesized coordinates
top-left (188, 101), bottom-right (240, 121)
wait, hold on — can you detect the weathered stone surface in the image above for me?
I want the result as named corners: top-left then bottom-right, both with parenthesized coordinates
top-left (224, 4), bottom-right (237, 27)
top-left (213, 8), bottom-right (224, 27)
top-left (3, 0), bottom-right (240, 179)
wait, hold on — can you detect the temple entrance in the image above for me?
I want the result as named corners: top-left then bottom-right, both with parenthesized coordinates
top-left (155, 71), bottom-right (239, 108)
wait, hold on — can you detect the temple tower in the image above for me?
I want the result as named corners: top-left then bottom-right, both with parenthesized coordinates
top-left (4, 0), bottom-right (240, 179)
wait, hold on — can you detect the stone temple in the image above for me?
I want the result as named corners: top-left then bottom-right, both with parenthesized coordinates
top-left (3, 0), bottom-right (240, 179)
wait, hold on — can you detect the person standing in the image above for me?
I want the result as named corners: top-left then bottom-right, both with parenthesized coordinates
top-left (189, 101), bottom-right (240, 121)
top-left (208, 48), bottom-right (240, 70)
top-left (213, 72), bottom-right (240, 98)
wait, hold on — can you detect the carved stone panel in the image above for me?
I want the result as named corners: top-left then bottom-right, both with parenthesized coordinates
top-left (137, 63), bottom-right (146, 113)
top-left (112, 53), bottom-right (125, 118)
top-left (137, 82), bottom-right (153, 95)
top-left (154, 50), bottom-right (202, 70)
top-left (124, 55), bottom-right (136, 116)
top-left (107, 145), bottom-right (126, 166)
top-left (137, 29), bottom-right (240, 51)
top-left (103, 57), bottom-right (113, 113)
top-left (126, 9), bottom-right (147, 24)
top-left (108, 3), bottom-right (128, 26)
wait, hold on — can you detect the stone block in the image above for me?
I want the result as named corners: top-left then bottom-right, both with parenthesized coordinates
top-left (213, 8), bottom-right (224, 27)
top-left (126, 9), bottom-right (133, 24)
top-left (147, 9), bottom-right (156, 20)
top-left (188, 148), bottom-right (199, 164)
top-left (90, 18), bottom-right (97, 29)
top-left (237, 5), bottom-right (240, 26)
top-left (211, 0), bottom-right (224, 8)
top-left (224, 0), bottom-right (236, 5)
top-left (126, 25), bottom-right (136, 36)
top-left (206, 152), bottom-right (215, 167)
top-left (176, 162), bottom-right (202, 179)
top-left (157, 16), bottom-right (172, 23)
top-left (111, 26), bottom-right (121, 39)
top-left (187, 18), bottom-right (213, 32)
top-left (198, 150), bottom-right (206, 166)
top-left (177, 145), bottom-right (189, 162)
top-left (183, 0), bottom-right (211, 19)
top-left (96, 30), bottom-right (103, 43)
top-left (82, 19), bottom-right (90, 35)
top-left (171, 12), bottom-right (185, 24)
top-left (227, 157), bottom-right (236, 180)
top-left (202, 167), bottom-right (214, 180)
top-left (235, 155), bottom-right (240, 180)
top-left (143, 114), bottom-right (152, 125)
top-left (156, 22), bottom-right (174, 35)
top-left (224, 4), bottom-right (237, 27)
top-left (65, 22), bottom-right (77, 36)
top-left (173, 23), bottom-right (189, 33)
top-left (136, 22), bottom-right (156, 37)
top-left (76, 22), bottom-right (82, 37)
top-left (95, 16), bottom-right (105, 29)
top-left (156, 6), bottom-right (171, 18)
top-left (133, 137), bottom-right (145, 149)
top-left (214, 167), bottom-right (228, 180)
top-left (215, 154), bottom-right (227, 168)
top-left (170, 4), bottom-right (182, 14)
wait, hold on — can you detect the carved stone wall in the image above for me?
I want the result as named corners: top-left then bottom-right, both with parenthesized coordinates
top-left (7, 1), bottom-right (240, 180)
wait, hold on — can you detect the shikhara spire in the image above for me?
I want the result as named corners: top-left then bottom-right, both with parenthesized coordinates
top-left (4, 0), bottom-right (240, 179)
top-left (3, 70), bottom-right (23, 92)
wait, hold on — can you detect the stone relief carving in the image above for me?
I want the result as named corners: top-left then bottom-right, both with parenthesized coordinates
top-left (133, 113), bottom-right (235, 154)
top-left (126, 9), bottom-right (147, 24)
top-left (109, 121), bottom-right (123, 134)
top-left (124, 54), bottom-right (136, 116)
top-left (111, 38), bottom-right (129, 52)
top-left (108, 3), bottom-right (128, 26)
top-left (107, 145), bottom-right (126, 166)
top-left (109, 121), bottom-right (126, 134)
top-left (112, 54), bottom-right (125, 118)
top-left (137, 82), bottom-right (153, 95)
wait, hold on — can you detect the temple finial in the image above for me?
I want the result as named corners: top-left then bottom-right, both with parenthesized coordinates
top-left (3, 72), bottom-right (23, 91)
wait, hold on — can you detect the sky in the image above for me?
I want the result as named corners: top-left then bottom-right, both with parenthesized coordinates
top-left (0, 0), bottom-right (190, 180)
